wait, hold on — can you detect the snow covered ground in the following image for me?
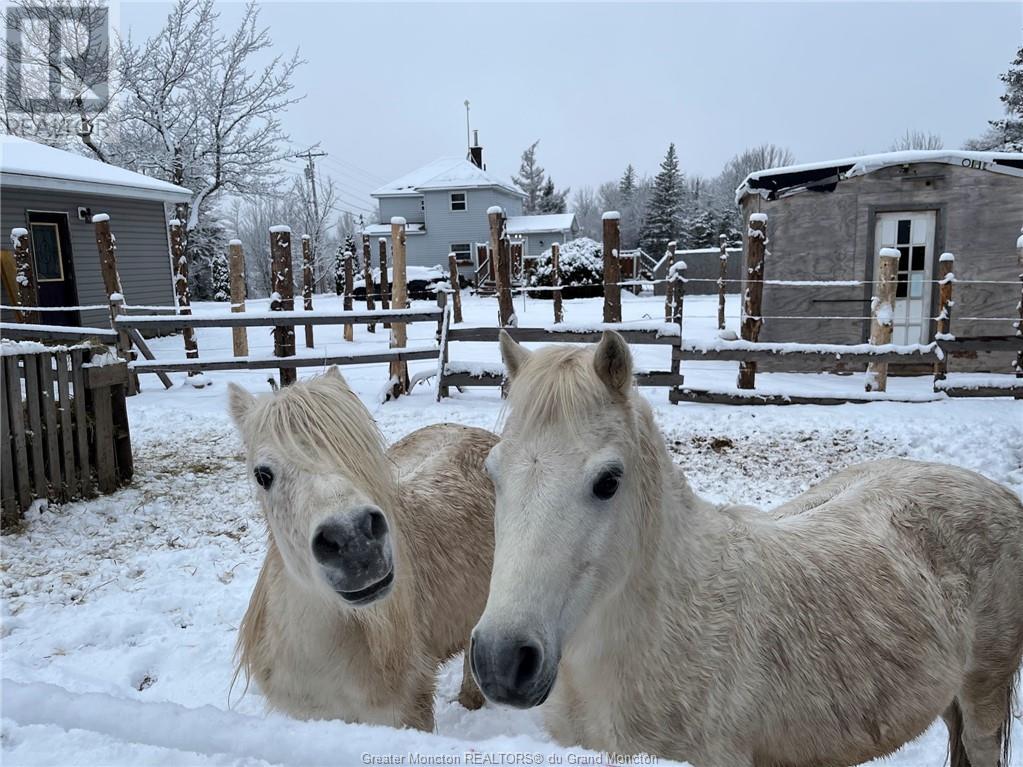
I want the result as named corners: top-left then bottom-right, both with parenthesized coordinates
top-left (3, 290), bottom-right (1021, 766)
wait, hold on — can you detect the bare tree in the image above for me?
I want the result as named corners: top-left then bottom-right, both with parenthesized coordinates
top-left (889, 129), bottom-right (944, 151)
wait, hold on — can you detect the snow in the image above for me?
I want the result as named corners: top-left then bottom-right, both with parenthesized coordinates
top-left (939, 252), bottom-right (955, 262)
top-left (2, 289), bottom-right (1021, 767)
top-left (487, 205), bottom-right (503, 216)
top-left (0, 135), bottom-right (192, 202)
top-left (91, 213), bottom-right (110, 223)
top-left (879, 247), bottom-right (901, 258)
top-left (109, 292), bottom-right (124, 302)
top-left (372, 156), bottom-right (525, 198)
top-left (389, 216), bottom-right (407, 226)
top-left (601, 210), bottom-right (621, 220)
top-left (505, 213), bottom-right (575, 235)
top-left (749, 213), bottom-right (768, 223)
top-left (10, 227), bottom-right (28, 239)
top-left (229, 238), bottom-right (242, 246)
top-left (268, 225), bottom-right (290, 234)
top-left (934, 373), bottom-right (1022, 390)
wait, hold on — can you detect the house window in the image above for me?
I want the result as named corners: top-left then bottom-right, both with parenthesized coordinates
top-left (450, 191), bottom-right (467, 211)
top-left (451, 243), bottom-right (472, 265)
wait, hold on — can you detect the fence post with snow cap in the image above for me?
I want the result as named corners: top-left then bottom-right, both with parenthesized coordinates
top-left (602, 211), bottom-right (622, 323)
top-left (488, 206), bottom-right (514, 327)
top-left (932, 253), bottom-right (955, 383)
top-left (343, 250), bottom-right (354, 342)
top-left (378, 238), bottom-right (390, 311)
top-left (363, 235), bottom-right (376, 333)
top-left (718, 234), bottom-right (728, 331)
top-left (552, 242), bottom-right (563, 324)
top-left (738, 213), bottom-right (767, 390)
top-left (95, 215), bottom-right (139, 395)
top-left (302, 235), bottom-right (315, 349)
top-left (386, 218), bottom-right (410, 399)
top-left (663, 240), bottom-right (677, 322)
top-left (669, 257), bottom-right (687, 391)
top-left (269, 225), bottom-right (296, 387)
top-left (168, 218), bottom-right (204, 388)
top-left (10, 228), bottom-right (38, 324)
top-left (1016, 229), bottom-right (1023, 394)
top-left (228, 239), bottom-right (248, 357)
top-left (448, 253), bottom-right (463, 324)
top-left (865, 248), bottom-right (899, 393)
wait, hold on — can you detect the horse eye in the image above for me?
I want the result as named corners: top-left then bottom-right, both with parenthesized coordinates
top-left (592, 470), bottom-right (620, 501)
top-left (254, 466), bottom-right (274, 489)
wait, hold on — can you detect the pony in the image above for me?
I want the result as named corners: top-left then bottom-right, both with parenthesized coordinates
top-left (229, 368), bottom-right (497, 731)
top-left (470, 330), bottom-right (1023, 767)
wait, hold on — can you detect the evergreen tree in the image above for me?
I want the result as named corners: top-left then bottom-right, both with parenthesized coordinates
top-left (640, 144), bottom-right (684, 258)
top-left (210, 251), bottom-right (231, 301)
top-left (333, 245), bottom-right (345, 295)
top-left (619, 164), bottom-right (637, 199)
top-left (512, 140), bottom-right (546, 214)
top-left (343, 233), bottom-right (358, 270)
top-left (986, 45), bottom-right (1023, 151)
top-left (537, 177), bottom-right (570, 214)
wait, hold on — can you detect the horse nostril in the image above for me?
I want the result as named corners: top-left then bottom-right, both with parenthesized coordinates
top-left (514, 641), bottom-right (543, 688)
top-left (311, 525), bottom-right (343, 566)
top-left (362, 508), bottom-right (388, 541)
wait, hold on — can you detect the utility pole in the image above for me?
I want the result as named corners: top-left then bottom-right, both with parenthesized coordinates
top-left (295, 147), bottom-right (328, 241)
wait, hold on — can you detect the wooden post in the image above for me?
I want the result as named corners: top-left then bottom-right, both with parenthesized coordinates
top-left (1015, 229), bottom-right (1023, 393)
top-left (95, 215), bottom-right (138, 395)
top-left (301, 235), bottom-right (315, 348)
top-left (717, 234), bottom-right (728, 331)
top-left (737, 213), bottom-right (767, 390)
top-left (363, 235), bottom-right (376, 333)
top-left (448, 253), bottom-right (463, 324)
top-left (932, 252), bottom-right (954, 382)
top-left (10, 228), bottom-right (38, 324)
top-left (475, 243), bottom-right (488, 289)
top-left (663, 241), bottom-right (677, 322)
top-left (489, 206), bottom-right (515, 326)
top-left (602, 211), bottom-right (621, 323)
top-left (343, 250), bottom-right (354, 342)
top-left (228, 239), bottom-right (248, 357)
top-left (168, 218), bottom-right (203, 387)
top-left (865, 248), bottom-right (899, 393)
top-left (378, 238), bottom-right (390, 310)
top-left (552, 242), bottom-right (564, 324)
top-left (670, 258), bottom-right (686, 388)
top-left (510, 240), bottom-right (523, 282)
top-left (269, 225), bottom-right (296, 387)
top-left (387, 218), bottom-right (409, 398)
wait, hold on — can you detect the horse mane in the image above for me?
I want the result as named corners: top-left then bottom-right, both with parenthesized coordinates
top-left (240, 372), bottom-right (397, 505)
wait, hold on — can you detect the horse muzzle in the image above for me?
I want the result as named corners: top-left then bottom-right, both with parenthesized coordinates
top-left (469, 628), bottom-right (557, 709)
top-left (311, 506), bottom-right (394, 606)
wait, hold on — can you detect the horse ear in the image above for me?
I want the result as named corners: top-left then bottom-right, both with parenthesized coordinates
top-left (499, 330), bottom-right (532, 381)
top-left (593, 331), bottom-right (633, 395)
top-left (324, 365), bottom-right (343, 380)
top-left (227, 382), bottom-right (257, 428)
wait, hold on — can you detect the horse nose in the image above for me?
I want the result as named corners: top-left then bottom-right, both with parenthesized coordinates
top-left (470, 630), bottom-right (549, 709)
top-left (311, 506), bottom-right (388, 570)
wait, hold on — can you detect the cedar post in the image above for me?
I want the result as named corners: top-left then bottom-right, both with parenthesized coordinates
top-left (10, 229), bottom-right (38, 323)
top-left (489, 206), bottom-right (514, 326)
top-left (269, 225), bottom-right (296, 387)
top-left (387, 217), bottom-right (410, 398)
top-left (448, 253), bottom-right (463, 324)
top-left (228, 239), bottom-right (248, 357)
top-left (865, 248), bottom-right (899, 393)
top-left (301, 235), bottom-right (315, 348)
top-left (169, 218), bottom-right (203, 387)
top-left (378, 238), bottom-right (390, 310)
top-left (602, 211), bottom-right (622, 323)
top-left (475, 243), bottom-right (488, 289)
top-left (363, 235), bottom-right (376, 333)
top-left (932, 252), bottom-right (955, 383)
top-left (510, 240), bottom-right (523, 282)
top-left (95, 215), bottom-right (138, 394)
top-left (737, 213), bottom-right (767, 389)
top-left (670, 258), bottom-right (686, 384)
top-left (663, 241), bottom-right (677, 322)
top-left (343, 250), bottom-right (354, 342)
top-left (1015, 229), bottom-right (1023, 394)
top-left (717, 234), bottom-right (728, 331)
top-left (552, 242), bottom-right (564, 324)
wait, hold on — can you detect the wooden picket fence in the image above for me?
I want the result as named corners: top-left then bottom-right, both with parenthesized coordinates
top-left (1, 344), bottom-right (132, 527)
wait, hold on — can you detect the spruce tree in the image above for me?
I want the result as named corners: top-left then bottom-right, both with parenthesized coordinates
top-left (343, 233), bottom-right (358, 270)
top-left (334, 245), bottom-right (345, 295)
top-left (991, 45), bottom-right (1023, 151)
top-left (512, 140), bottom-right (546, 214)
top-left (640, 144), bottom-right (684, 258)
top-left (537, 177), bottom-right (570, 214)
top-left (210, 251), bottom-right (231, 301)
top-left (619, 164), bottom-right (637, 199)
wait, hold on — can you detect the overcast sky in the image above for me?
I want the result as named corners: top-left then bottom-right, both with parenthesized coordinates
top-left (120, 1), bottom-right (1022, 219)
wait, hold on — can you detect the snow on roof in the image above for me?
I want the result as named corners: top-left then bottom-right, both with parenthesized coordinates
top-left (0, 135), bottom-right (193, 202)
top-left (363, 222), bottom-right (426, 236)
top-left (372, 156), bottom-right (525, 198)
top-left (506, 213), bottom-right (576, 235)
top-left (736, 149), bottom-right (1023, 202)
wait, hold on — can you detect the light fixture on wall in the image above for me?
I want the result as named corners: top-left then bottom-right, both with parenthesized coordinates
top-left (77, 206), bottom-right (92, 221)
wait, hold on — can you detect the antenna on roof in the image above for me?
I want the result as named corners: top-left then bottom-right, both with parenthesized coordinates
top-left (464, 100), bottom-right (471, 154)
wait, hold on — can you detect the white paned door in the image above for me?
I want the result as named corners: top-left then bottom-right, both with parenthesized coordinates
top-left (874, 212), bottom-right (936, 345)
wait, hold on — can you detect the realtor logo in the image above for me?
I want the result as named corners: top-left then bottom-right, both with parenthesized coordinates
top-left (4, 3), bottom-right (109, 114)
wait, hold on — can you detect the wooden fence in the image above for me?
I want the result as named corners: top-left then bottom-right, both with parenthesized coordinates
top-left (1, 344), bottom-right (132, 527)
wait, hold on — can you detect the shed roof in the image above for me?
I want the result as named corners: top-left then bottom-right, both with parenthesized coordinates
top-left (372, 156), bottom-right (525, 198)
top-left (1, 135), bottom-right (193, 202)
top-left (363, 222), bottom-right (426, 236)
top-left (736, 149), bottom-right (1023, 202)
top-left (506, 213), bottom-right (576, 235)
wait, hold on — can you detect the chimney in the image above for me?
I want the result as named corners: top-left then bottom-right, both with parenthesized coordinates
top-left (469, 129), bottom-right (484, 169)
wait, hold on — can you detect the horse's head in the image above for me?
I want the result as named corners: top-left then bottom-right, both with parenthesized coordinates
top-left (229, 368), bottom-right (397, 608)
top-left (472, 331), bottom-right (643, 709)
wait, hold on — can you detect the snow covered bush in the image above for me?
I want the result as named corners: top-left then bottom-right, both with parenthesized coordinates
top-left (527, 238), bottom-right (604, 298)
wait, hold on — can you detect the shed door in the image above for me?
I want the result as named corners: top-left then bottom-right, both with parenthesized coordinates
top-left (28, 212), bottom-right (79, 326)
top-left (874, 212), bottom-right (936, 345)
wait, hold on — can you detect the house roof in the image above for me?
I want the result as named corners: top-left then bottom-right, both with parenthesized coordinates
top-left (0, 135), bottom-right (194, 202)
top-left (736, 149), bottom-right (1023, 202)
top-left (372, 156), bottom-right (525, 198)
top-left (506, 213), bottom-right (576, 235)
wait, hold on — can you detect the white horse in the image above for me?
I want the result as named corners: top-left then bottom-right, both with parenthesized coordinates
top-left (229, 369), bottom-right (497, 730)
top-left (471, 330), bottom-right (1023, 767)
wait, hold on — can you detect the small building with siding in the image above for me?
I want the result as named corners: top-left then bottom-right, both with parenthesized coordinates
top-left (1, 135), bottom-right (192, 329)
top-left (506, 213), bottom-right (577, 263)
top-left (736, 150), bottom-right (1023, 372)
